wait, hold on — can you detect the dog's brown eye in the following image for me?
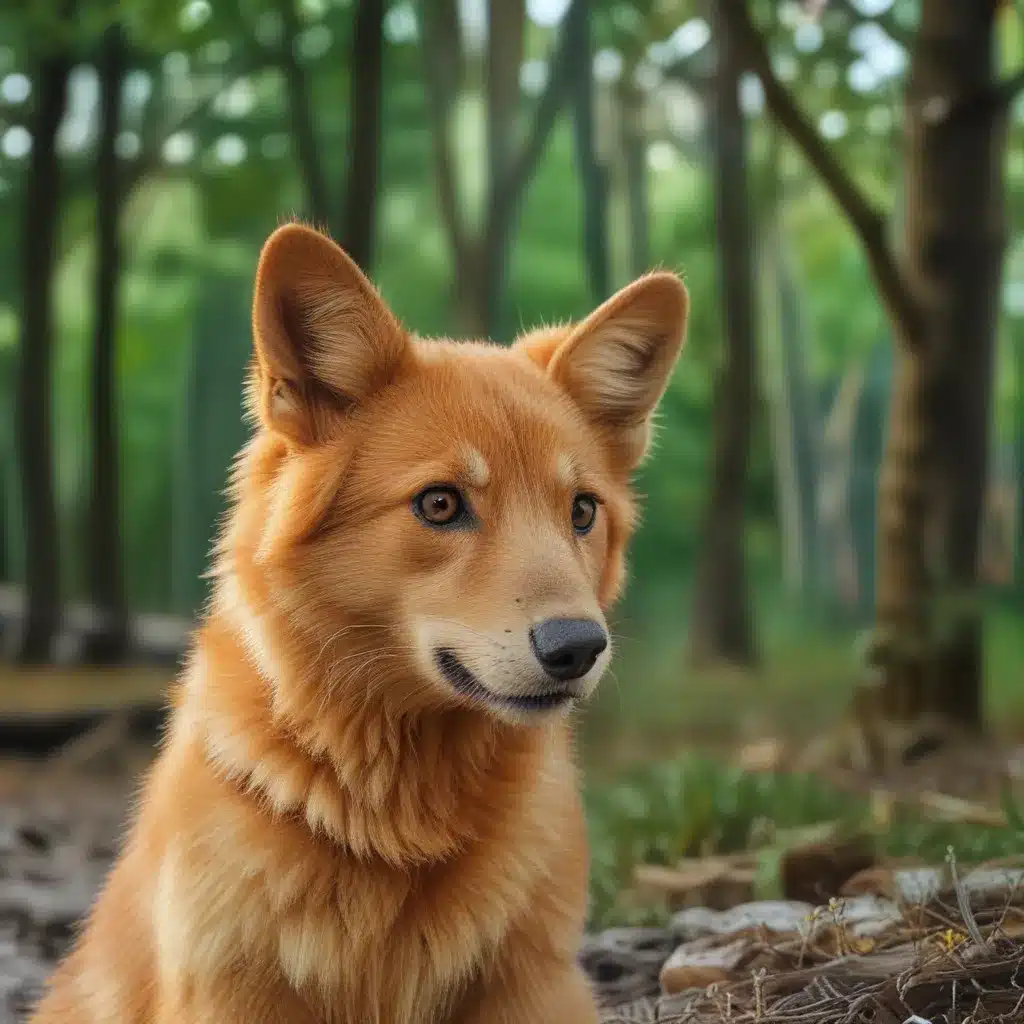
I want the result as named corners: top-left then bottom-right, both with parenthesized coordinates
top-left (415, 488), bottom-right (464, 526)
top-left (571, 494), bottom-right (597, 534)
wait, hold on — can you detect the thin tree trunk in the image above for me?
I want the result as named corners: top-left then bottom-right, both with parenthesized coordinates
top-left (778, 236), bottom-right (825, 596)
top-left (481, 0), bottom-right (526, 337)
top-left (1016, 321), bottom-right (1024, 595)
top-left (419, 0), bottom-right (479, 332)
top-left (759, 129), bottom-right (824, 599)
top-left (567, 0), bottom-right (610, 304)
top-left (278, 0), bottom-right (331, 231)
top-left (689, 8), bottom-right (758, 668)
top-left (621, 81), bottom-right (649, 278)
top-left (83, 23), bottom-right (129, 663)
top-left (818, 366), bottom-right (868, 615)
top-left (340, 0), bottom-right (385, 270)
top-left (15, 42), bottom-right (73, 664)
top-left (760, 225), bottom-right (803, 591)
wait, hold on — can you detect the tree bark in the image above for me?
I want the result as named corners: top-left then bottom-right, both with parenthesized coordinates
top-left (567, 0), bottom-right (610, 304)
top-left (874, 0), bottom-right (1006, 729)
top-left (83, 23), bottom-right (129, 664)
top-left (688, 6), bottom-right (758, 668)
top-left (15, 41), bottom-right (73, 663)
top-left (340, 0), bottom-right (385, 270)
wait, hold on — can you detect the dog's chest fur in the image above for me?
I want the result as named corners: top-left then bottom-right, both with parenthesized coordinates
top-left (134, 666), bottom-right (585, 1023)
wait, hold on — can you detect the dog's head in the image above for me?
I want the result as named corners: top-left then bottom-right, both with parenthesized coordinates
top-left (228, 224), bottom-right (687, 725)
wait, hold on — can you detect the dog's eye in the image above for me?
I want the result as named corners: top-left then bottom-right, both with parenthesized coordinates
top-left (414, 487), bottom-right (465, 527)
top-left (571, 494), bottom-right (598, 534)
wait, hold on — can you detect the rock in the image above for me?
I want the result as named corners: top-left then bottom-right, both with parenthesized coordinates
top-left (659, 935), bottom-right (752, 994)
top-left (671, 899), bottom-right (815, 942)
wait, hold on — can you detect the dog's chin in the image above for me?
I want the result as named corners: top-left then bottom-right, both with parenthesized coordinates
top-left (433, 649), bottom-right (582, 720)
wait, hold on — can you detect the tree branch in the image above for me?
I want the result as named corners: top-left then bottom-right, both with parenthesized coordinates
top-left (720, 0), bottom-right (921, 343)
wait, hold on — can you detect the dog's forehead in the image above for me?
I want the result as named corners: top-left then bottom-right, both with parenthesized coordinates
top-left (362, 339), bottom-right (597, 476)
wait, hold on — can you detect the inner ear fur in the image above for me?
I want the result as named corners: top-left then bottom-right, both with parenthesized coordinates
top-left (251, 222), bottom-right (407, 444)
top-left (524, 273), bottom-right (689, 468)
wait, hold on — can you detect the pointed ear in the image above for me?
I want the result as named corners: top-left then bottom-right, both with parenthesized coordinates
top-left (251, 223), bottom-right (407, 443)
top-left (538, 273), bottom-right (688, 469)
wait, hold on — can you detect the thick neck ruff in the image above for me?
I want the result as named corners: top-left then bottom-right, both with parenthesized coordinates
top-left (186, 604), bottom-right (550, 868)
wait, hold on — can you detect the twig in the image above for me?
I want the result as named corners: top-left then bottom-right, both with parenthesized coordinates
top-left (948, 848), bottom-right (987, 949)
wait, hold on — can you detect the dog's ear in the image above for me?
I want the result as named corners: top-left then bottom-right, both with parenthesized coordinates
top-left (251, 223), bottom-right (407, 443)
top-left (539, 273), bottom-right (688, 470)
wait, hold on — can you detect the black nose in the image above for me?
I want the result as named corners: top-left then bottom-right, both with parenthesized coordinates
top-left (530, 618), bottom-right (608, 682)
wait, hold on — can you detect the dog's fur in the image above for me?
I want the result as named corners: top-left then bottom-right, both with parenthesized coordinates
top-left (31, 225), bottom-right (688, 1024)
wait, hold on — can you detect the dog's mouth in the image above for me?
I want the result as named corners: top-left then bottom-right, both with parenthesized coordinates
top-left (435, 649), bottom-right (575, 712)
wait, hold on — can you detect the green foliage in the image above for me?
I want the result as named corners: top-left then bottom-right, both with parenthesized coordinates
top-left (0, 0), bottom-right (1020, 623)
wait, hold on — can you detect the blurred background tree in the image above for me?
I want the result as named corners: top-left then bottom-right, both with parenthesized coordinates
top-left (0, 0), bottom-right (1022, 777)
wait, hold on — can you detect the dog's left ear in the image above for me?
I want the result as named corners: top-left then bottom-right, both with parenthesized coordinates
top-left (526, 273), bottom-right (688, 469)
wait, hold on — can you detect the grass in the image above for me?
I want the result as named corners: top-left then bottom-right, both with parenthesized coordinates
top-left (583, 751), bottom-right (1024, 928)
top-left (577, 586), bottom-right (1024, 927)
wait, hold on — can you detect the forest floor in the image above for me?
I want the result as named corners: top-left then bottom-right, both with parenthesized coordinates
top-left (0, 734), bottom-right (1022, 1023)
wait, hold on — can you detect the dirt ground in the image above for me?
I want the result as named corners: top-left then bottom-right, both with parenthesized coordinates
top-left (0, 764), bottom-right (138, 1021)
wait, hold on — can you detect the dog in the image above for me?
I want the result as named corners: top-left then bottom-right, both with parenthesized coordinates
top-left (31, 223), bottom-right (688, 1023)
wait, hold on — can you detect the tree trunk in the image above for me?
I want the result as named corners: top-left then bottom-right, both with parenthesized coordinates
top-left (279, 0), bottom-right (331, 231)
top-left (481, 0), bottom-right (526, 337)
top-left (759, 132), bottom-right (824, 600)
top-left (15, 43), bottom-right (73, 664)
top-left (818, 365), bottom-right (867, 615)
top-left (340, 0), bottom-right (385, 270)
top-left (567, 0), bottom-right (610, 304)
top-left (1016, 320), bottom-right (1024, 595)
top-left (777, 239), bottom-right (826, 597)
top-left (721, 0), bottom-right (1010, 745)
top-left (419, 0), bottom-right (478, 332)
top-left (82, 23), bottom-right (129, 664)
top-left (688, 8), bottom-right (758, 668)
top-left (868, 0), bottom-right (1005, 731)
top-left (621, 81), bottom-right (649, 278)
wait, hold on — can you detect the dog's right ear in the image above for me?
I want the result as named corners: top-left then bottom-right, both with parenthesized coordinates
top-left (252, 223), bottom-right (407, 444)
